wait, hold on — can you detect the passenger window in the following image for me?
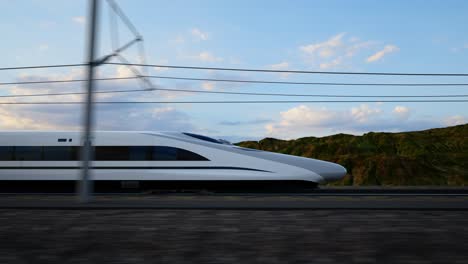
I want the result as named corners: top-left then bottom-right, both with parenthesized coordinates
top-left (153, 146), bottom-right (178, 161)
top-left (43, 147), bottom-right (77, 161)
top-left (129, 146), bottom-right (152, 161)
top-left (15, 146), bottom-right (42, 161)
top-left (152, 146), bottom-right (208, 161)
top-left (1, 145), bottom-right (208, 161)
top-left (177, 149), bottom-right (209, 161)
top-left (0, 147), bottom-right (15, 161)
top-left (95, 147), bottom-right (130, 161)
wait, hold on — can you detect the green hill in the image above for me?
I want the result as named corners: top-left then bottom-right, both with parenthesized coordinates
top-left (236, 124), bottom-right (468, 186)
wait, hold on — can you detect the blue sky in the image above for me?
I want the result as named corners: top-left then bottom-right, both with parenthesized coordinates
top-left (0, 0), bottom-right (467, 141)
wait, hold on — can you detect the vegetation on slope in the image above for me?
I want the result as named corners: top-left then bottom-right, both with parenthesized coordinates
top-left (236, 124), bottom-right (468, 186)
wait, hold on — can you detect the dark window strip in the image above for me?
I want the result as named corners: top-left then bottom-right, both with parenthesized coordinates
top-left (0, 146), bottom-right (208, 161)
top-left (0, 166), bottom-right (269, 172)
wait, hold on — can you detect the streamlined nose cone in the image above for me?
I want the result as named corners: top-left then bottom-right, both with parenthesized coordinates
top-left (238, 149), bottom-right (347, 182)
top-left (317, 163), bottom-right (347, 181)
top-left (280, 155), bottom-right (347, 182)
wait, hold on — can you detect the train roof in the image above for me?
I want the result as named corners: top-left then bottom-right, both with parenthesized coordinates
top-left (0, 131), bottom-right (231, 145)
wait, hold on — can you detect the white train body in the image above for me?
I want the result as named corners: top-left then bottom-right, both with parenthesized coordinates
top-left (0, 131), bottom-right (346, 186)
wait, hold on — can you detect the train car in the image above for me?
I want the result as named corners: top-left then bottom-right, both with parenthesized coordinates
top-left (0, 131), bottom-right (346, 192)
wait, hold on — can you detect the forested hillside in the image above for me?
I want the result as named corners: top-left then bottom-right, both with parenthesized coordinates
top-left (237, 124), bottom-right (468, 186)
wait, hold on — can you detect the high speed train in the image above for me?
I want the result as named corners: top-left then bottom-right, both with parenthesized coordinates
top-left (0, 131), bottom-right (346, 191)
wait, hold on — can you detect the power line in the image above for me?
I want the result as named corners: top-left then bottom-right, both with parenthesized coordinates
top-left (3, 76), bottom-right (468, 87)
top-left (0, 88), bottom-right (151, 99)
top-left (2, 86), bottom-right (466, 99)
top-left (2, 77), bottom-right (467, 98)
top-left (114, 54), bottom-right (154, 89)
top-left (1, 62), bottom-right (468, 77)
top-left (0, 76), bottom-right (139, 86)
top-left (106, 62), bottom-right (468, 77)
top-left (144, 75), bottom-right (468, 86)
top-left (0, 100), bottom-right (467, 105)
top-left (112, 89), bottom-right (468, 98)
top-left (0, 64), bottom-right (86, 71)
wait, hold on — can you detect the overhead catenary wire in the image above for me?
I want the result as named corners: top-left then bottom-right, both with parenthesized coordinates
top-left (114, 54), bottom-right (154, 89)
top-left (2, 75), bottom-right (468, 88)
top-left (105, 62), bottom-right (468, 77)
top-left (0, 64), bottom-right (86, 71)
top-left (3, 76), bottom-right (468, 87)
top-left (1, 77), bottom-right (467, 99)
top-left (1, 87), bottom-right (467, 99)
top-left (143, 75), bottom-right (468, 86)
top-left (0, 88), bottom-right (151, 99)
top-left (0, 76), bottom-right (139, 86)
top-left (1, 63), bottom-right (468, 77)
top-left (0, 100), bottom-right (467, 105)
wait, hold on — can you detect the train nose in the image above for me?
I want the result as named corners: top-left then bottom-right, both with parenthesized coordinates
top-left (297, 158), bottom-right (346, 182)
top-left (280, 154), bottom-right (347, 182)
top-left (247, 150), bottom-right (347, 182)
top-left (316, 162), bottom-right (347, 181)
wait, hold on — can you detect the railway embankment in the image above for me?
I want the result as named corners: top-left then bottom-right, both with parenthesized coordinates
top-left (0, 204), bottom-right (467, 263)
top-left (0, 194), bottom-right (467, 263)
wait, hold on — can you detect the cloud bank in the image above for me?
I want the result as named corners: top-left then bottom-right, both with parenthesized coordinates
top-left (299, 33), bottom-right (399, 69)
top-left (367, 45), bottom-right (399, 63)
top-left (265, 104), bottom-right (465, 139)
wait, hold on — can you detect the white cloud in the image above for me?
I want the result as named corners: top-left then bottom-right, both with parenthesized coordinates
top-left (319, 57), bottom-right (343, 70)
top-left (367, 45), bottom-right (399, 63)
top-left (0, 108), bottom-right (59, 130)
top-left (191, 28), bottom-right (209, 41)
top-left (319, 48), bottom-right (335, 58)
top-left (114, 65), bottom-right (134, 78)
top-left (269, 61), bottom-right (289, 69)
top-left (171, 28), bottom-right (209, 44)
top-left (265, 105), bottom-right (345, 138)
top-left (393, 106), bottom-right (410, 119)
top-left (265, 104), bottom-right (457, 139)
top-left (95, 105), bottom-right (196, 132)
top-left (444, 115), bottom-right (466, 126)
top-left (300, 33), bottom-right (346, 57)
top-left (278, 105), bottom-right (340, 126)
top-left (299, 33), bottom-right (375, 69)
top-left (0, 68), bottom-right (204, 132)
top-left (350, 104), bottom-right (382, 122)
top-left (191, 51), bottom-right (223, 63)
top-left (346, 41), bottom-right (374, 57)
top-left (72, 16), bottom-right (85, 25)
top-left (268, 61), bottom-right (291, 78)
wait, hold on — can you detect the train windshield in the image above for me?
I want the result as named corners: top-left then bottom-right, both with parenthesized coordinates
top-left (183, 133), bottom-right (231, 145)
